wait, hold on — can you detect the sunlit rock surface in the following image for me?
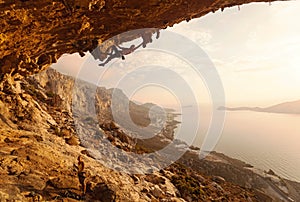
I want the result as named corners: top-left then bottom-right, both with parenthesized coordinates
top-left (0, 0), bottom-right (297, 201)
top-left (0, 68), bottom-right (299, 201)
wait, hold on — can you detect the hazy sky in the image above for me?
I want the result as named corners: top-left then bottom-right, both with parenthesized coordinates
top-left (52, 1), bottom-right (300, 107)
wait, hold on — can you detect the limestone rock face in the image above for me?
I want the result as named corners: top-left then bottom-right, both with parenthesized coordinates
top-left (0, 0), bottom-right (282, 80)
top-left (0, 68), bottom-right (275, 201)
top-left (0, 1), bottom-right (297, 200)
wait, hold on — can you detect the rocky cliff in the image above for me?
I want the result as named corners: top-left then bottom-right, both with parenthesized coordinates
top-left (0, 68), bottom-right (268, 201)
top-left (0, 0), bottom-right (297, 201)
top-left (1, 68), bottom-right (299, 201)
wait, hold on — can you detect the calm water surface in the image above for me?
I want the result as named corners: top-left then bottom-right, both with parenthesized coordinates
top-left (179, 108), bottom-right (300, 182)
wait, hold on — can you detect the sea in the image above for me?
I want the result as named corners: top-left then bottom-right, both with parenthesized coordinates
top-left (175, 106), bottom-right (300, 182)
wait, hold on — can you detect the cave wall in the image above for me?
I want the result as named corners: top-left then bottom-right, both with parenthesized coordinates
top-left (0, 0), bottom-right (285, 80)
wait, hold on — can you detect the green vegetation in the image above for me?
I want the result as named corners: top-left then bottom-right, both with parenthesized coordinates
top-left (134, 143), bottom-right (155, 154)
top-left (171, 175), bottom-right (203, 200)
top-left (84, 117), bottom-right (96, 124)
top-left (169, 164), bottom-right (206, 201)
top-left (46, 91), bottom-right (55, 98)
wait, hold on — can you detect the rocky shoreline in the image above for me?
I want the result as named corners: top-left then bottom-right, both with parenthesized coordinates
top-left (0, 68), bottom-right (299, 201)
top-left (180, 150), bottom-right (300, 202)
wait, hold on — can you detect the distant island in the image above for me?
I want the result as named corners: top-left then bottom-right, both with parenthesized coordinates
top-left (219, 100), bottom-right (300, 114)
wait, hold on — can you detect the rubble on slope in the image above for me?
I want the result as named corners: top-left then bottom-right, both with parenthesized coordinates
top-left (0, 68), bottom-right (274, 201)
